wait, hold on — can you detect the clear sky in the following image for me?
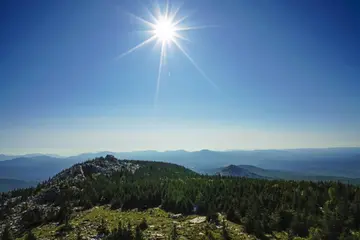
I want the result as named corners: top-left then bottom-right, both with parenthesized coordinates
top-left (1, 0), bottom-right (359, 155)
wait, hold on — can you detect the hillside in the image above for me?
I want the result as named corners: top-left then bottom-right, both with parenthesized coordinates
top-left (238, 164), bottom-right (360, 184)
top-left (2, 155), bottom-right (360, 239)
top-left (0, 155), bottom-right (198, 237)
top-left (207, 164), bottom-right (360, 185)
top-left (216, 165), bottom-right (265, 179)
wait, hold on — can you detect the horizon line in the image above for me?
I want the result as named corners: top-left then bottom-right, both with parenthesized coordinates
top-left (2, 146), bottom-right (360, 158)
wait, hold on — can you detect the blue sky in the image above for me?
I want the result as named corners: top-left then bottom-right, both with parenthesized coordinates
top-left (1, 0), bottom-right (359, 155)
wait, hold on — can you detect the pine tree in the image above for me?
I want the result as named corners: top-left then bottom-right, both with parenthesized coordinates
top-left (57, 203), bottom-right (71, 224)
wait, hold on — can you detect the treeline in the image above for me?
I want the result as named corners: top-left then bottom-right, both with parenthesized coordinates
top-left (3, 158), bottom-right (360, 239)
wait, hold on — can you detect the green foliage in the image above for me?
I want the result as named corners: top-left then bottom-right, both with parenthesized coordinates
top-left (134, 225), bottom-right (143, 240)
top-left (308, 227), bottom-right (322, 240)
top-left (170, 223), bottom-right (178, 240)
top-left (21, 207), bottom-right (43, 228)
top-left (24, 231), bottom-right (37, 240)
top-left (222, 219), bottom-right (231, 240)
top-left (226, 207), bottom-right (239, 223)
top-left (207, 212), bottom-right (220, 225)
top-left (76, 230), bottom-right (83, 240)
top-left (57, 203), bottom-right (72, 224)
top-left (139, 217), bottom-right (148, 230)
top-left (104, 221), bottom-right (134, 240)
top-left (205, 223), bottom-right (216, 240)
top-left (97, 218), bottom-right (110, 236)
top-left (57, 220), bottom-right (74, 234)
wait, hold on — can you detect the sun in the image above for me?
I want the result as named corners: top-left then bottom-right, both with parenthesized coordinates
top-left (154, 18), bottom-right (175, 42)
top-left (117, 1), bottom-right (218, 105)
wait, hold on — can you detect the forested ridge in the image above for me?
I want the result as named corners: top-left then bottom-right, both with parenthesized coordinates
top-left (1, 156), bottom-right (360, 239)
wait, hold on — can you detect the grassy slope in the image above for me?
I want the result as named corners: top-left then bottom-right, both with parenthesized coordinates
top-left (16, 207), bottom-right (260, 240)
top-left (19, 206), bottom-right (336, 240)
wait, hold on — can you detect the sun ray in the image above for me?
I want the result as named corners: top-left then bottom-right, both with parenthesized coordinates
top-left (172, 15), bottom-right (189, 27)
top-left (153, 1), bottom-right (163, 20)
top-left (116, 35), bottom-right (157, 60)
top-left (155, 42), bottom-right (166, 105)
top-left (126, 12), bottom-right (156, 28)
top-left (164, 0), bottom-right (170, 18)
top-left (168, 3), bottom-right (183, 22)
top-left (135, 0), bottom-right (159, 24)
top-left (175, 25), bottom-right (219, 31)
top-left (173, 32), bottom-right (191, 42)
top-left (173, 39), bottom-right (218, 89)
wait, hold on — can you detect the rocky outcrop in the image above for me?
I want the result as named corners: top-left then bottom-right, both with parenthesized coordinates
top-left (53, 155), bottom-right (121, 181)
top-left (0, 155), bottom-right (140, 236)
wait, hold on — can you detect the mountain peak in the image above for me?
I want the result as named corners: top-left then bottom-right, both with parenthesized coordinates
top-left (219, 165), bottom-right (264, 179)
top-left (51, 155), bottom-right (139, 185)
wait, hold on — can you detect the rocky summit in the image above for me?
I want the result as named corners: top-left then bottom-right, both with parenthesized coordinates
top-left (0, 155), bottom-right (139, 236)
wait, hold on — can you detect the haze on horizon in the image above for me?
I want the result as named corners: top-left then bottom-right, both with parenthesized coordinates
top-left (1, 0), bottom-right (359, 155)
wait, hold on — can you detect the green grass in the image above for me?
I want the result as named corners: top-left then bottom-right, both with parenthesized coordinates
top-left (16, 207), bottom-right (360, 240)
top-left (27, 206), bottom-right (357, 239)
top-left (16, 206), bottom-right (259, 240)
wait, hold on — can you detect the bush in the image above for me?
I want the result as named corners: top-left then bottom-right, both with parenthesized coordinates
top-left (206, 212), bottom-right (220, 225)
top-left (97, 218), bottom-right (110, 235)
top-left (139, 218), bottom-right (148, 230)
top-left (25, 231), bottom-right (37, 240)
top-left (135, 225), bottom-right (143, 240)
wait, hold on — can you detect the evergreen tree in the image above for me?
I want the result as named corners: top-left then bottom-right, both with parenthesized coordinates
top-left (57, 203), bottom-right (71, 224)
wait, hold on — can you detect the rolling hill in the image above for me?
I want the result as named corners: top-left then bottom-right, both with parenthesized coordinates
top-left (216, 165), bottom-right (265, 179)
top-left (210, 164), bottom-right (360, 185)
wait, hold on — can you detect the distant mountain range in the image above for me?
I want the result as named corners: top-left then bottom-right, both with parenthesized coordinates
top-left (211, 164), bottom-right (360, 185)
top-left (0, 179), bottom-right (37, 192)
top-left (0, 153), bottom-right (63, 161)
top-left (1, 147), bottom-right (360, 190)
